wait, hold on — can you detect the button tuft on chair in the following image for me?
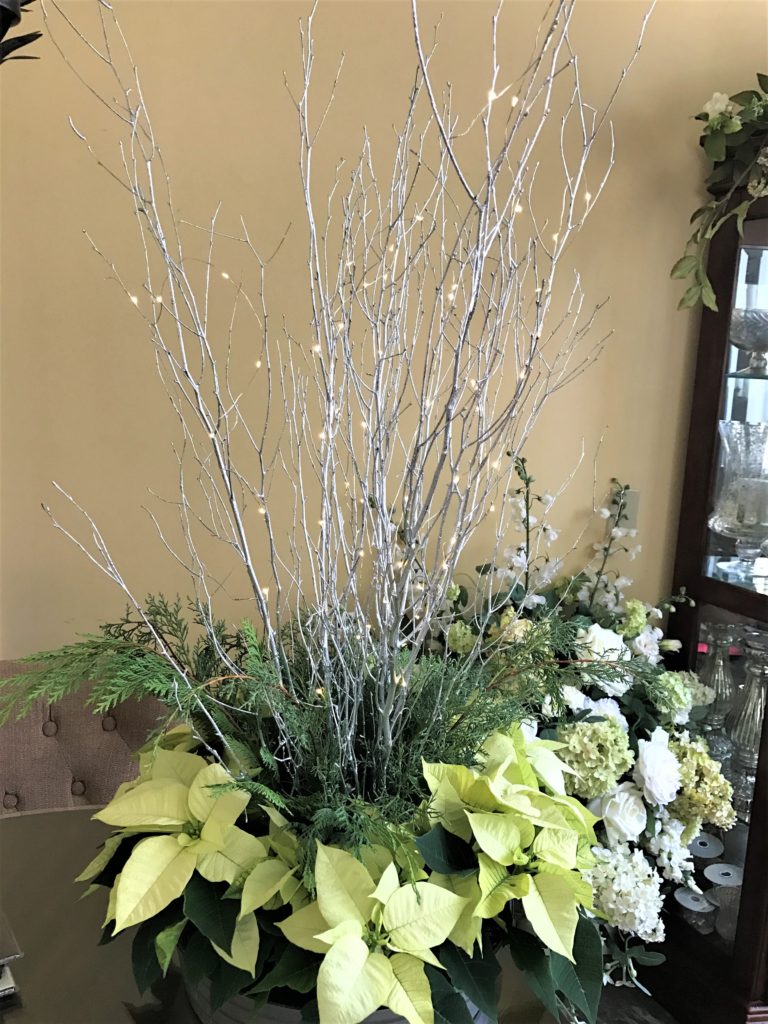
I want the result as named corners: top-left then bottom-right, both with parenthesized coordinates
top-left (71, 780), bottom-right (86, 797)
top-left (2, 793), bottom-right (19, 809)
top-left (101, 715), bottom-right (117, 732)
top-left (42, 720), bottom-right (58, 737)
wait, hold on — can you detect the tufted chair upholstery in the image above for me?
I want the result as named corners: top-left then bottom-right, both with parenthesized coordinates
top-left (0, 660), bottom-right (164, 814)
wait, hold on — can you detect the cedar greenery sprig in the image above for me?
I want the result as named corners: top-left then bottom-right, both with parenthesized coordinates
top-left (673, 74), bottom-right (768, 311)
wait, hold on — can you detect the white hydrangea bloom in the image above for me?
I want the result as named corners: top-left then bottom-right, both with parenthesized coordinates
top-left (585, 844), bottom-right (665, 943)
top-left (645, 810), bottom-right (696, 885)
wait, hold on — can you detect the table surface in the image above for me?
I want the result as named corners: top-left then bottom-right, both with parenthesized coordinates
top-left (0, 809), bottom-right (193, 1024)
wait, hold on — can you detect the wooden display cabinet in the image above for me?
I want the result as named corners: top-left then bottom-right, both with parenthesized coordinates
top-left (648, 196), bottom-right (768, 1024)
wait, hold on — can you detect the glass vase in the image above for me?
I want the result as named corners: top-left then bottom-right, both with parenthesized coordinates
top-left (702, 623), bottom-right (736, 772)
top-left (729, 633), bottom-right (768, 823)
top-left (708, 421), bottom-right (768, 578)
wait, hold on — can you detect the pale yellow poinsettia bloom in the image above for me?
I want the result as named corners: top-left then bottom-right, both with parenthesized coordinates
top-left (93, 749), bottom-right (265, 934)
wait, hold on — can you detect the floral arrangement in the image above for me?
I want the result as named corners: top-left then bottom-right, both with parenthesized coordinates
top-left (672, 73), bottom-right (768, 310)
top-left (439, 472), bottom-right (735, 990)
top-left (1, 3), bottom-right (669, 1023)
top-left (3, 471), bottom-right (736, 1022)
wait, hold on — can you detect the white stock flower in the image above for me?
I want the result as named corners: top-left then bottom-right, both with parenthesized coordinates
top-left (631, 624), bottom-right (663, 665)
top-left (590, 782), bottom-right (647, 846)
top-left (702, 91), bottom-right (733, 118)
top-left (645, 810), bottom-right (696, 884)
top-left (577, 623), bottom-right (632, 696)
top-left (633, 728), bottom-right (681, 807)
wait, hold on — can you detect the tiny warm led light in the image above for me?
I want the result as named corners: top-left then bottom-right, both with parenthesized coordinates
top-left (552, 232), bottom-right (559, 243)
top-left (514, 203), bottom-right (523, 214)
top-left (585, 191), bottom-right (592, 203)
top-left (492, 459), bottom-right (501, 470)
top-left (449, 534), bottom-right (457, 547)
top-left (207, 431), bottom-right (216, 439)
top-left (388, 243), bottom-right (395, 253)
top-left (395, 560), bottom-right (404, 570)
top-left (490, 503), bottom-right (496, 513)
top-left (313, 344), bottom-right (322, 353)
top-left (259, 507), bottom-right (266, 516)
top-left (130, 295), bottom-right (139, 305)
top-left (360, 420), bottom-right (367, 430)
top-left (262, 587), bottom-right (270, 600)
top-left (221, 272), bottom-right (230, 280)
top-left (452, 474), bottom-right (460, 485)
top-left (469, 378), bottom-right (477, 389)
top-left (255, 359), bottom-right (262, 369)
top-left (415, 214), bottom-right (424, 222)
top-left (487, 89), bottom-right (497, 103)
top-left (318, 431), bottom-right (327, 441)
top-left (315, 687), bottom-right (325, 697)
top-left (153, 295), bottom-right (163, 304)
top-left (511, 95), bottom-right (519, 107)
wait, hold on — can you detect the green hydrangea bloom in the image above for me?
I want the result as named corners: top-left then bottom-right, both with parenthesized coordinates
top-left (621, 599), bottom-right (648, 639)
top-left (646, 671), bottom-right (692, 718)
top-left (669, 735), bottom-right (735, 839)
top-left (446, 620), bottom-right (477, 655)
top-left (558, 718), bottom-right (635, 799)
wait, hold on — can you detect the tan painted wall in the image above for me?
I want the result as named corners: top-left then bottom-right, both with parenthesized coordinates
top-left (1, 0), bottom-right (766, 658)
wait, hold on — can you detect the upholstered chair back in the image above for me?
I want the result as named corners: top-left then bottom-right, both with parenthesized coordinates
top-left (0, 660), bottom-right (163, 814)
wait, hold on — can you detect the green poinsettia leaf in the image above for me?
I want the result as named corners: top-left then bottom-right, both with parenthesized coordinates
top-left (250, 944), bottom-right (321, 994)
top-left (155, 918), bottom-right (187, 976)
top-left (415, 824), bottom-right (476, 876)
top-left (506, 928), bottom-right (559, 1021)
top-left (549, 915), bottom-right (603, 1024)
top-left (76, 833), bottom-right (126, 883)
top-left (425, 966), bottom-right (474, 1024)
top-left (438, 943), bottom-right (499, 1023)
top-left (183, 873), bottom-right (240, 954)
top-left (212, 912), bottom-right (260, 976)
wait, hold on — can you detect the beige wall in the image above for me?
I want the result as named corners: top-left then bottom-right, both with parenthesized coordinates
top-left (1, 0), bottom-right (766, 658)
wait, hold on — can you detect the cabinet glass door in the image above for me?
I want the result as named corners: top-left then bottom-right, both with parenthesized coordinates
top-left (705, 218), bottom-right (768, 592)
